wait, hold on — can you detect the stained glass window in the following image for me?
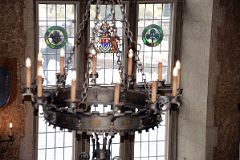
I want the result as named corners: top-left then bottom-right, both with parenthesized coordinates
top-left (37, 3), bottom-right (76, 160)
top-left (135, 2), bottom-right (174, 160)
top-left (90, 4), bottom-right (124, 85)
top-left (137, 3), bottom-right (173, 83)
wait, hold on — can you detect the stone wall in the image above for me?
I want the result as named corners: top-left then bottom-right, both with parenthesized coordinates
top-left (0, 0), bottom-right (26, 160)
top-left (20, 0), bottom-right (35, 159)
top-left (213, 0), bottom-right (240, 159)
top-left (177, 0), bottom-right (214, 160)
top-left (178, 0), bottom-right (240, 159)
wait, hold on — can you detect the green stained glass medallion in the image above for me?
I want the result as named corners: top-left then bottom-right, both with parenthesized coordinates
top-left (44, 26), bottom-right (68, 49)
top-left (142, 24), bottom-right (163, 47)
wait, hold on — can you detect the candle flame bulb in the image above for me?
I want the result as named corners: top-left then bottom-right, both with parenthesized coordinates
top-left (175, 60), bottom-right (181, 89)
top-left (37, 66), bottom-right (43, 97)
top-left (70, 70), bottom-right (77, 101)
top-left (9, 123), bottom-right (12, 136)
top-left (92, 48), bottom-right (96, 55)
top-left (26, 58), bottom-right (31, 67)
top-left (128, 49), bottom-right (134, 76)
top-left (172, 67), bottom-right (178, 96)
top-left (38, 51), bottom-right (42, 61)
top-left (128, 49), bottom-right (134, 58)
top-left (60, 48), bottom-right (65, 57)
top-left (9, 123), bottom-right (12, 129)
top-left (159, 54), bottom-right (163, 63)
top-left (26, 58), bottom-right (31, 87)
top-left (173, 67), bottom-right (178, 77)
top-left (116, 72), bottom-right (121, 83)
top-left (158, 55), bottom-right (163, 81)
top-left (60, 48), bottom-right (65, 75)
top-left (137, 44), bottom-right (141, 51)
top-left (72, 70), bottom-right (77, 80)
top-left (176, 60), bottom-right (181, 69)
top-left (38, 66), bottom-right (43, 76)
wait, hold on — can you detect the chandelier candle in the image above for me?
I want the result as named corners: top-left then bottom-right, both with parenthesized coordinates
top-left (176, 60), bottom-right (181, 89)
top-left (37, 66), bottom-right (43, 97)
top-left (71, 71), bottom-right (77, 101)
top-left (158, 55), bottom-right (163, 81)
top-left (172, 67), bottom-right (178, 96)
top-left (60, 48), bottom-right (65, 75)
top-left (37, 51), bottom-right (42, 72)
top-left (92, 49), bottom-right (97, 75)
top-left (128, 49), bottom-right (134, 76)
top-left (25, 58), bottom-right (31, 88)
top-left (114, 83), bottom-right (120, 105)
top-left (151, 81), bottom-right (157, 103)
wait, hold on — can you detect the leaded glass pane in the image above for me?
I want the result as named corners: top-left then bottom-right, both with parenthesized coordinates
top-left (37, 3), bottom-right (75, 160)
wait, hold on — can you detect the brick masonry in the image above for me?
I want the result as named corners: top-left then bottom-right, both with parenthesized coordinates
top-left (213, 0), bottom-right (240, 159)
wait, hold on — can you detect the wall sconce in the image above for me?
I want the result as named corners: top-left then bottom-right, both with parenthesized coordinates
top-left (0, 123), bottom-right (15, 154)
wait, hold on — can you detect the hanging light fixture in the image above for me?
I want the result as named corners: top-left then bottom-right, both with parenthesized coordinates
top-left (22, 0), bottom-right (182, 159)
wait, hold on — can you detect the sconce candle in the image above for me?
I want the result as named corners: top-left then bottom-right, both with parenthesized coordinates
top-left (60, 48), bottom-right (65, 75)
top-left (128, 49), bottom-right (134, 76)
top-left (172, 67), bottom-right (178, 96)
top-left (70, 70), bottom-right (77, 101)
top-left (151, 81), bottom-right (157, 103)
top-left (158, 55), bottom-right (163, 81)
top-left (176, 60), bottom-right (181, 89)
top-left (9, 123), bottom-right (12, 136)
top-left (25, 58), bottom-right (31, 88)
top-left (37, 66), bottom-right (43, 97)
top-left (92, 49), bottom-right (97, 75)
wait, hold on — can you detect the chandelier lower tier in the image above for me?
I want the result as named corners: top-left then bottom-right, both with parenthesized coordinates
top-left (23, 83), bottom-right (181, 134)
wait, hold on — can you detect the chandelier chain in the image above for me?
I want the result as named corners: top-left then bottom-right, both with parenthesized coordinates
top-left (75, 0), bottom-right (94, 44)
top-left (135, 50), bottom-right (151, 99)
top-left (116, 51), bottom-right (125, 86)
top-left (90, 0), bottom-right (100, 48)
top-left (117, 0), bottom-right (150, 98)
top-left (65, 46), bottom-right (75, 71)
top-left (117, 0), bottom-right (133, 43)
top-left (81, 0), bottom-right (101, 106)
top-left (111, 0), bottom-right (125, 85)
top-left (65, 0), bottom-right (95, 75)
